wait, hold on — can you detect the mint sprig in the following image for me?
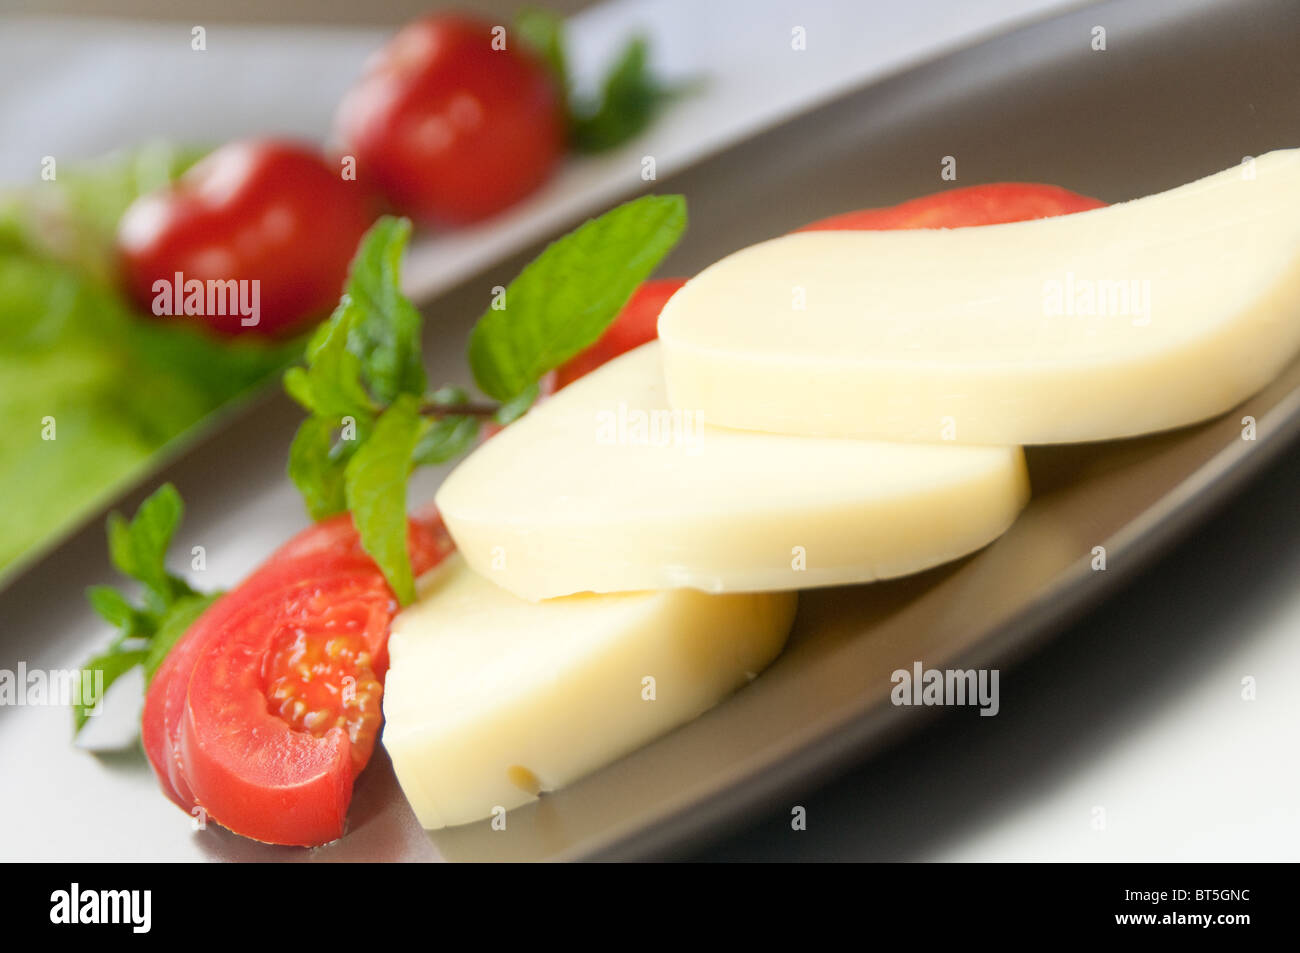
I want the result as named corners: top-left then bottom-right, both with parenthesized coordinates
top-left (344, 393), bottom-right (426, 605)
top-left (76, 484), bottom-right (216, 734)
top-left (516, 7), bottom-right (687, 154)
top-left (468, 194), bottom-right (686, 401)
top-left (284, 194), bottom-right (687, 604)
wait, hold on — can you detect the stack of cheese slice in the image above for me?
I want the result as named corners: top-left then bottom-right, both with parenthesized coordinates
top-left (384, 150), bottom-right (1300, 830)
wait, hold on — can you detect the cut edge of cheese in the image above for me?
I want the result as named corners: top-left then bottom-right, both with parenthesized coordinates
top-left (434, 342), bottom-right (1030, 601)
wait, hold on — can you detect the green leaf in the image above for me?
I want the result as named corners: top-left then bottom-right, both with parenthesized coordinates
top-left (77, 483), bottom-right (214, 735)
top-left (104, 483), bottom-right (194, 612)
top-left (287, 416), bottom-right (352, 520)
top-left (344, 394), bottom-right (425, 605)
top-left (516, 7), bottom-right (569, 89)
top-left (494, 382), bottom-right (539, 426)
top-left (571, 37), bottom-right (678, 153)
top-left (467, 194), bottom-right (686, 402)
top-left (514, 11), bottom-right (681, 155)
top-left (425, 384), bottom-right (470, 409)
top-left (412, 415), bottom-right (480, 466)
top-left (289, 303), bottom-right (376, 423)
top-left (341, 217), bottom-right (427, 405)
top-left (144, 592), bottom-right (220, 684)
top-left (86, 584), bottom-right (143, 632)
top-left (73, 649), bottom-right (147, 734)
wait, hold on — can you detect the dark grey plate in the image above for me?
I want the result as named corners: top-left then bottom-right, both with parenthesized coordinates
top-left (2, 0), bottom-right (1298, 861)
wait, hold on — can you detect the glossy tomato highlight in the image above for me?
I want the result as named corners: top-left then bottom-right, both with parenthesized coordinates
top-left (335, 13), bottom-right (565, 225)
top-left (117, 140), bottom-right (374, 337)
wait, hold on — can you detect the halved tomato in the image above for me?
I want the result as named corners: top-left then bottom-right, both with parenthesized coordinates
top-left (141, 511), bottom-right (452, 843)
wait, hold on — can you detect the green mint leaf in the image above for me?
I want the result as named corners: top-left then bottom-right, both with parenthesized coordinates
top-left (105, 483), bottom-right (194, 612)
top-left (287, 415), bottom-right (354, 520)
top-left (86, 584), bottom-right (145, 635)
top-left (340, 217), bottom-right (427, 405)
top-left (412, 415), bottom-right (480, 466)
top-left (425, 384), bottom-right (470, 409)
top-left (467, 194), bottom-right (686, 402)
top-left (288, 304), bottom-right (376, 423)
top-left (73, 648), bottom-right (147, 734)
top-left (144, 592), bottom-right (221, 684)
top-left (516, 7), bottom-right (569, 90)
top-left (515, 12), bottom-right (679, 155)
top-left (78, 484), bottom-right (212, 736)
top-left (344, 394), bottom-right (424, 605)
top-left (571, 37), bottom-right (675, 153)
top-left (282, 366), bottom-right (316, 413)
top-left (282, 217), bottom-right (427, 524)
top-left (494, 382), bottom-right (539, 425)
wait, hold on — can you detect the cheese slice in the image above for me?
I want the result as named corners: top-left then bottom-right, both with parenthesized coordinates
top-left (434, 342), bottom-right (1029, 600)
top-left (658, 149), bottom-right (1300, 445)
top-left (382, 555), bottom-right (797, 830)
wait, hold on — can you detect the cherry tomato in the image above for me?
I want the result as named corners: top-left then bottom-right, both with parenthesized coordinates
top-left (141, 511), bottom-right (452, 844)
top-left (335, 13), bottom-right (565, 225)
top-left (117, 140), bottom-right (374, 338)
top-left (798, 182), bottom-right (1104, 231)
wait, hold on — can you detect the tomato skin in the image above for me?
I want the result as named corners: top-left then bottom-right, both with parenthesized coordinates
top-left (140, 511), bottom-right (452, 843)
top-left (335, 13), bottom-right (565, 225)
top-left (797, 182), bottom-right (1104, 232)
top-left (117, 140), bottom-right (374, 337)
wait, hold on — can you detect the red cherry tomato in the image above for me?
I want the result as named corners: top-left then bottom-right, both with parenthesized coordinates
top-left (117, 140), bottom-right (374, 338)
top-left (798, 182), bottom-right (1105, 231)
top-left (141, 511), bottom-right (453, 844)
top-left (335, 13), bottom-right (565, 225)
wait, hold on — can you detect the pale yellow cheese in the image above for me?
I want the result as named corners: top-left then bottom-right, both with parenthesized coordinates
top-left (382, 555), bottom-right (797, 830)
top-left (434, 342), bottom-right (1029, 600)
top-left (658, 149), bottom-right (1300, 444)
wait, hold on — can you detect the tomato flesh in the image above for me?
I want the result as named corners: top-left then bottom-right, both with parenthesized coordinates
top-left (141, 512), bottom-right (452, 844)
